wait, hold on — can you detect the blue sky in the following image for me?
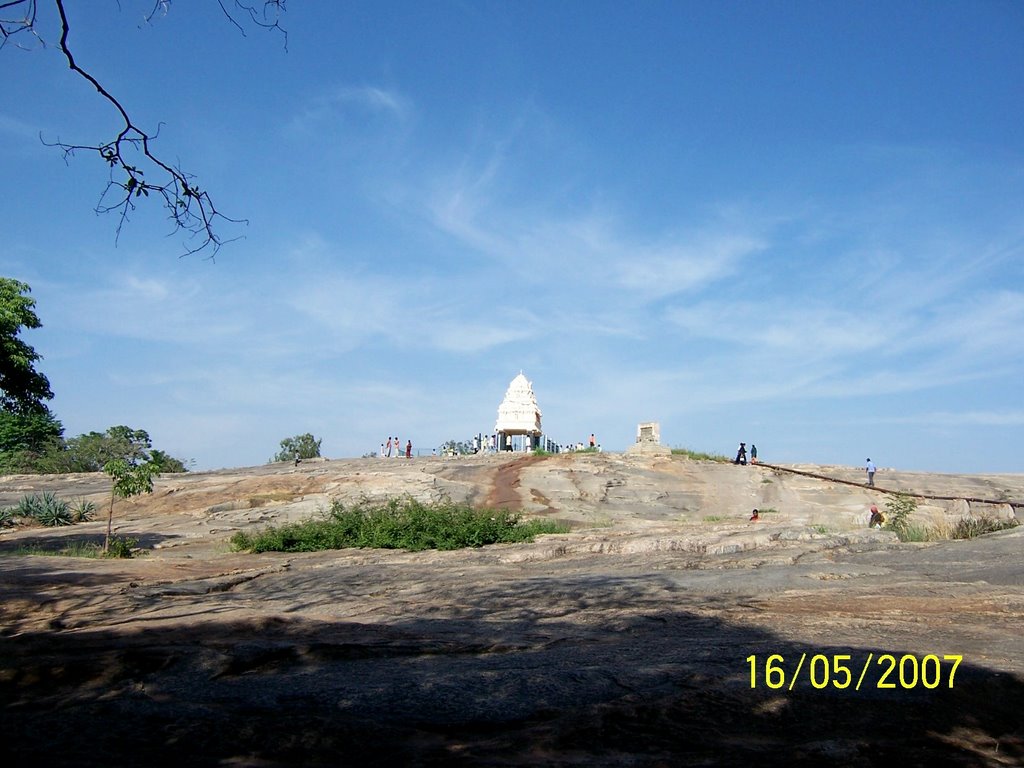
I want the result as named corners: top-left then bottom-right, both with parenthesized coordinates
top-left (3, 1), bottom-right (1022, 472)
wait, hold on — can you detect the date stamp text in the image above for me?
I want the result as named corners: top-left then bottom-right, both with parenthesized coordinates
top-left (746, 653), bottom-right (963, 690)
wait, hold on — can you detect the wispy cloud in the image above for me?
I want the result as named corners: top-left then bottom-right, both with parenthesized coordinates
top-left (424, 151), bottom-right (767, 301)
top-left (286, 84), bottom-right (412, 135)
top-left (665, 300), bottom-right (886, 355)
top-left (611, 234), bottom-right (765, 298)
top-left (869, 410), bottom-right (1024, 428)
top-left (0, 113), bottom-right (38, 140)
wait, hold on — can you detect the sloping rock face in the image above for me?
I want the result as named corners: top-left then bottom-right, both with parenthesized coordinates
top-left (1, 454), bottom-right (1023, 766)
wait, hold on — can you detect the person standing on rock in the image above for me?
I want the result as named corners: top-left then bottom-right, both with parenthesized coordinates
top-left (734, 442), bottom-right (747, 465)
top-left (750, 444), bottom-right (758, 464)
top-left (866, 458), bottom-right (876, 487)
top-left (406, 440), bottom-right (412, 459)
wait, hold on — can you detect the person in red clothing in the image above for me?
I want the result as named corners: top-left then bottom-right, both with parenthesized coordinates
top-left (405, 440), bottom-right (412, 459)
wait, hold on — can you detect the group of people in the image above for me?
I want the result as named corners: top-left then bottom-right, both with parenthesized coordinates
top-left (380, 437), bottom-right (412, 459)
top-left (564, 434), bottom-right (601, 452)
top-left (733, 442), bottom-right (758, 465)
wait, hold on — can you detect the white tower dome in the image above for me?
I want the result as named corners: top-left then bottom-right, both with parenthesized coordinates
top-left (494, 372), bottom-right (542, 434)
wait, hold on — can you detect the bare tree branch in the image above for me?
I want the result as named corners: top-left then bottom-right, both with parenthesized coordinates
top-left (0, 0), bottom-right (41, 49)
top-left (1, 0), bottom-right (288, 258)
top-left (217, 1), bottom-right (288, 49)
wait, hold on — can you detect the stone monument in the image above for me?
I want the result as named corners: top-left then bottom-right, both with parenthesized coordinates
top-left (495, 372), bottom-right (542, 451)
top-left (626, 421), bottom-right (671, 456)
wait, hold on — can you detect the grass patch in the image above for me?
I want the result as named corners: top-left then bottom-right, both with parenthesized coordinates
top-left (230, 497), bottom-right (570, 553)
top-left (248, 491), bottom-right (299, 508)
top-left (897, 523), bottom-right (934, 542)
top-left (950, 516), bottom-right (1020, 539)
top-left (703, 515), bottom-right (723, 522)
top-left (11, 540), bottom-right (104, 558)
top-left (8, 535), bottom-right (141, 559)
top-left (672, 447), bottom-right (730, 462)
top-left (810, 524), bottom-right (830, 534)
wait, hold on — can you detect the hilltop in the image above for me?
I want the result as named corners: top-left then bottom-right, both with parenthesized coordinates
top-left (1, 453), bottom-right (1022, 766)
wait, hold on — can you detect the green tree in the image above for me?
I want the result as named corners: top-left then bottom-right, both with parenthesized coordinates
top-left (148, 449), bottom-right (188, 473)
top-left (57, 426), bottom-right (152, 473)
top-left (0, 409), bottom-right (65, 473)
top-left (441, 438), bottom-right (473, 456)
top-left (272, 433), bottom-right (323, 463)
top-left (103, 458), bottom-right (158, 553)
top-left (38, 425), bottom-right (187, 474)
top-left (0, 278), bottom-right (53, 415)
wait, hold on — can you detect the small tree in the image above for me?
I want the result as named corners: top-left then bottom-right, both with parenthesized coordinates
top-left (883, 493), bottom-right (918, 538)
top-left (441, 439), bottom-right (473, 456)
top-left (103, 459), bottom-right (158, 553)
top-left (271, 433), bottom-right (322, 463)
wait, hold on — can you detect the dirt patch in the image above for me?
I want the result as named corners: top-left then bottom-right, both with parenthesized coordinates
top-left (483, 454), bottom-right (543, 510)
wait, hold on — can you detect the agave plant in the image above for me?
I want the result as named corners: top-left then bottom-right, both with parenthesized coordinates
top-left (13, 493), bottom-right (43, 518)
top-left (71, 498), bottom-right (97, 523)
top-left (26, 492), bottom-right (73, 527)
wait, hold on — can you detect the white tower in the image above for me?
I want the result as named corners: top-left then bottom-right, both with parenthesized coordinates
top-left (494, 372), bottom-right (542, 450)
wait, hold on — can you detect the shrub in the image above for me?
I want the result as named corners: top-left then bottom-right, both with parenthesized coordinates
top-left (104, 536), bottom-right (138, 558)
top-left (950, 516), bottom-right (1020, 539)
top-left (231, 497), bottom-right (569, 553)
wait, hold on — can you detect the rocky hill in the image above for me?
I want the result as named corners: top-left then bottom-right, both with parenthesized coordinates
top-left (1, 453), bottom-right (1022, 766)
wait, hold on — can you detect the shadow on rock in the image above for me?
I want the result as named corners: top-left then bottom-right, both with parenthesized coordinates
top-left (1, 576), bottom-right (1021, 767)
